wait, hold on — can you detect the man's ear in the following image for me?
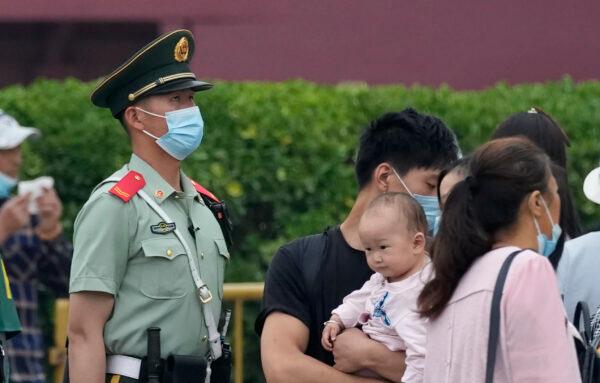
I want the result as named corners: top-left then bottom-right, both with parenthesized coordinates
top-left (122, 105), bottom-right (145, 133)
top-left (527, 190), bottom-right (544, 219)
top-left (373, 162), bottom-right (395, 193)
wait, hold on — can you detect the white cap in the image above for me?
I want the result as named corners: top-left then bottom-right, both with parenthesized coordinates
top-left (583, 166), bottom-right (600, 205)
top-left (0, 110), bottom-right (40, 150)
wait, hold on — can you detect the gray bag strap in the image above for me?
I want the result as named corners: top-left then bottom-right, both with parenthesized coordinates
top-left (485, 249), bottom-right (524, 383)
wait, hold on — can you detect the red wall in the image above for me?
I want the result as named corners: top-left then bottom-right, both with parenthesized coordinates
top-left (1, 0), bottom-right (600, 89)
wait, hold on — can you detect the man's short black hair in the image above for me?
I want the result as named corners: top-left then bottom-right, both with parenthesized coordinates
top-left (355, 108), bottom-right (459, 189)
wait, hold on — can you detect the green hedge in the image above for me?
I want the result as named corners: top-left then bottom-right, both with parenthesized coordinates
top-left (2, 77), bottom-right (600, 382)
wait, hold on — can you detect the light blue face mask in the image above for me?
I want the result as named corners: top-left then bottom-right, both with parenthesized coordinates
top-left (0, 172), bottom-right (17, 199)
top-left (137, 106), bottom-right (204, 161)
top-left (392, 168), bottom-right (441, 236)
top-left (533, 196), bottom-right (562, 257)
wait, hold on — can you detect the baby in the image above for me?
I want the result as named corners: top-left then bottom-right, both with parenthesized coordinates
top-left (322, 192), bottom-right (432, 383)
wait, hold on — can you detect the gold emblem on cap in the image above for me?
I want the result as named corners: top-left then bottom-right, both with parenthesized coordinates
top-left (174, 37), bottom-right (189, 62)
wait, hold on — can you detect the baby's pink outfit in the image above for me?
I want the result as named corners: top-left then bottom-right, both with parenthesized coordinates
top-left (332, 262), bottom-right (432, 383)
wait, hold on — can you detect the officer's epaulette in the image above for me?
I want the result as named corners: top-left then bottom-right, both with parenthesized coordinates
top-left (189, 179), bottom-right (220, 203)
top-left (109, 170), bottom-right (146, 202)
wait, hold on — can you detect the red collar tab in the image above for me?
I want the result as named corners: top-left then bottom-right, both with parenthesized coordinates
top-left (190, 179), bottom-right (220, 203)
top-left (109, 170), bottom-right (146, 202)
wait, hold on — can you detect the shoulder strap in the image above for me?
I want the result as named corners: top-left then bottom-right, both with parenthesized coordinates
top-left (107, 171), bottom-right (146, 202)
top-left (485, 249), bottom-right (524, 383)
top-left (136, 189), bottom-right (222, 361)
top-left (189, 178), bottom-right (233, 247)
top-left (575, 301), bottom-right (594, 345)
top-left (190, 179), bottom-right (220, 203)
top-left (302, 229), bottom-right (329, 299)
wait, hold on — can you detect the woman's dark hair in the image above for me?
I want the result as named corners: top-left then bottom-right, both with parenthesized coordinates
top-left (491, 108), bottom-right (582, 239)
top-left (547, 164), bottom-right (581, 268)
top-left (418, 137), bottom-right (552, 319)
top-left (492, 107), bottom-right (570, 168)
top-left (436, 156), bottom-right (471, 205)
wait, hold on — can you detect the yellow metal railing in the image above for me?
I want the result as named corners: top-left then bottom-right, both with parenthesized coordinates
top-left (222, 283), bottom-right (264, 383)
top-left (49, 282), bottom-right (264, 383)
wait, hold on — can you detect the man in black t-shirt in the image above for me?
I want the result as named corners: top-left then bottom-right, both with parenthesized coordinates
top-left (256, 108), bottom-right (460, 382)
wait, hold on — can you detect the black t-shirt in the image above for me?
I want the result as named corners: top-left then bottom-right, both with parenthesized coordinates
top-left (255, 226), bottom-right (373, 365)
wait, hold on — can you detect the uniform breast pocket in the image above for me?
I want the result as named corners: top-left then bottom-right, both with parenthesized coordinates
top-left (139, 237), bottom-right (190, 299)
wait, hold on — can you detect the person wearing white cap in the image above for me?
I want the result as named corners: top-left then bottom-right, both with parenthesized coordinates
top-left (557, 164), bottom-right (600, 323)
top-left (0, 110), bottom-right (72, 383)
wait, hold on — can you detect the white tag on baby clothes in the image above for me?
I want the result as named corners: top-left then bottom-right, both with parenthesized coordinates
top-left (17, 176), bottom-right (54, 214)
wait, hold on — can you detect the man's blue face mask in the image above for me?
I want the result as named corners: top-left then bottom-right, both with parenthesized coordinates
top-left (0, 172), bottom-right (17, 199)
top-left (137, 106), bottom-right (204, 161)
top-left (392, 168), bottom-right (441, 236)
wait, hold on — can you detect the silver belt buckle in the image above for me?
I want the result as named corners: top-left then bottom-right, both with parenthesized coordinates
top-left (198, 285), bottom-right (213, 303)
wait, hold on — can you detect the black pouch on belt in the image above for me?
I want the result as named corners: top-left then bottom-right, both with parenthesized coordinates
top-left (209, 341), bottom-right (232, 383)
top-left (163, 355), bottom-right (207, 383)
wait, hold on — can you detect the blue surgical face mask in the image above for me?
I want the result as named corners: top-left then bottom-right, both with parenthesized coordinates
top-left (0, 172), bottom-right (17, 199)
top-left (137, 106), bottom-right (204, 161)
top-left (533, 196), bottom-right (562, 257)
top-left (392, 168), bottom-right (441, 236)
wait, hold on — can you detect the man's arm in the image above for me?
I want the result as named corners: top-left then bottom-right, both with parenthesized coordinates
top-left (333, 328), bottom-right (406, 382)
top-left (67, 291), bottom-right (114, 383)
top-left (261, 312), bottom-right (385, 383)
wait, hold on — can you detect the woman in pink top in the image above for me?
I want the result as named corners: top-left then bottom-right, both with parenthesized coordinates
top-left (418, 137), bottom-right (580, 383)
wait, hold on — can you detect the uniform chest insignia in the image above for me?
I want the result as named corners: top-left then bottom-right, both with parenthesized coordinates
top-left (151, 221), bottom-right (176, 235)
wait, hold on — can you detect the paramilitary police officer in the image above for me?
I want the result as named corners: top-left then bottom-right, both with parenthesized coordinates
top-left (67, 29), bottom-right (231, 383)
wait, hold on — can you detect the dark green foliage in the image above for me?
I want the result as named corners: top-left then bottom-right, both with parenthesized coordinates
top-left (2, 77), bottom-right (600, 381)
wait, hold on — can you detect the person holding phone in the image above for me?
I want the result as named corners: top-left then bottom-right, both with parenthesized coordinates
top-left (0, 110), bottom-right (72, 383)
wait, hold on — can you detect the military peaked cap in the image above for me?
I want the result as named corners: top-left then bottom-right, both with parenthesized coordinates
top-left (91, 29), bottom-right (212, 117)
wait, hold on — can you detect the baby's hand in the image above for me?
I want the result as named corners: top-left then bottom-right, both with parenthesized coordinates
top-left (321, 320), bottom-right (342, 351)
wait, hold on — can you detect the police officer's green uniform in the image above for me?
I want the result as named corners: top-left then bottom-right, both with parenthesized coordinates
top-left (69, 30), bottom-right (228, 383)
top-left (1, 258), bottom-right (21, 383)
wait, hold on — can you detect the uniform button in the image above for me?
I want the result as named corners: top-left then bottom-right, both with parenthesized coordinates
top-left (202, 336), bottom-right (208, 342)
top-left (154, 190), bottom-right (164, 198)
top-left (201, 252), bottom-right (205, 259)
top-left (166, 249), bottom-right (173, 257)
